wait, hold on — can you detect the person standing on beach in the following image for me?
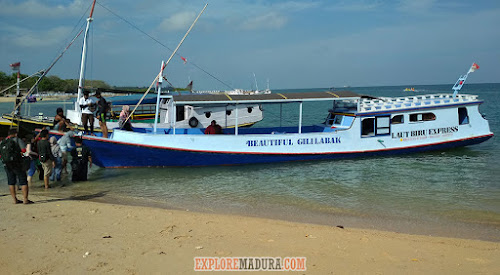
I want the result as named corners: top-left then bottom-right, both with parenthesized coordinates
top-left (1, 129), bottom-right (32, 204)
top-left (49, 137), bottom-right (62, 182)
top-left (37, 129), bottom-right (55, 189)
top-left (79, 90), bottom-right (95, 135)
top-left (95, 91), bottom-right (109, 138)
top-left (25, 134), bottom-right (39, 186)
top-left (70, 136), bottom-right (92, 182)
top-left (58, 127), bottom-right (75, 174)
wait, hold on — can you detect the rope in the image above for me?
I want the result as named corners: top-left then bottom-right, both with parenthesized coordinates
top-left (96, 1), bottom-right (233, 90)
top-left (125, 3), bottom-right (208, 125)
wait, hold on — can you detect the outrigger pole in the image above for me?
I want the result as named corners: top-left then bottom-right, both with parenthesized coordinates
top-left (126, 3), bottom-right (208, 124)
top-left (76, 0), bottom-right (97, 112)
top-left (452, 62), bottom-right (479, 98)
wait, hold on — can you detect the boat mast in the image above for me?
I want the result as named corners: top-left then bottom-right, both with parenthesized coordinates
top-left (76, 0), bottom-right (97, 111)
top-left (253, 72), bottom-right (259, 91)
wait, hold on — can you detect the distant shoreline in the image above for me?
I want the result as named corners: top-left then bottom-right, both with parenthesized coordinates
top-left (0, 95), bottom-right (75, 103)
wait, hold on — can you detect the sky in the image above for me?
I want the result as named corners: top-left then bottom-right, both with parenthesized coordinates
top-left (0, 0), bottom-right (499, 90)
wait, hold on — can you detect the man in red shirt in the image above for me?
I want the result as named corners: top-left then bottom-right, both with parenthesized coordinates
top-left (204, 120), bottom-right (222, 134)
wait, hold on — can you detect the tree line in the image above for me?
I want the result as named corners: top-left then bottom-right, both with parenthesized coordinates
top-left (0, 71), bottom-right (111, 95)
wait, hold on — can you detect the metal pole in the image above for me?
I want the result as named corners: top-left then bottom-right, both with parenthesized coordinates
top-left (154, 61), bottom-right (165, 133)
top-left (76, 0), bottom-right (97, 111)
top-left (298, 102), bottom-right (303, 134)
top-left (235, 105), bottom-right (239, 136)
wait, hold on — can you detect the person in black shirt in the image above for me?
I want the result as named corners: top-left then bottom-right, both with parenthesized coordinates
top-left (70, 136), bottom-right (92, 182)
top-left (95, 91), bottom-right (109, 138)
top-left (1, 129), bottom-right (32, 204)
top-left (37, 129), bottom-right (55, 189)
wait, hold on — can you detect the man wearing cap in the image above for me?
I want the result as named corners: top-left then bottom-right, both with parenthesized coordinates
top-left (95, 91), bottom-right (109, 138)
top-left (79, 90), bottom-right (95, 135)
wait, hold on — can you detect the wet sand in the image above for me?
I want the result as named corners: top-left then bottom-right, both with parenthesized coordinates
top-left (1, 193), bottom-right (499, 274)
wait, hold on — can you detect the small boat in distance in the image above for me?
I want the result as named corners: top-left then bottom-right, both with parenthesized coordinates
top-left (404, 87), bottom-right (417, 92)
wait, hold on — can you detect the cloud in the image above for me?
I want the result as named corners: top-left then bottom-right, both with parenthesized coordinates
top-left (158, 11), bottom-right (197, 32)
top-left (238, 12), bottom-right (288, 30)
top-left (397, 0), bottom-right (437, 12)
top-left (326, 0), bottom-right (384, 12)
top-left (7, 26), bottom-right (73, 48)
top-left (273, 1), bottom-right (321, 12)
top-left (0, 0), bottom-right (86, 18)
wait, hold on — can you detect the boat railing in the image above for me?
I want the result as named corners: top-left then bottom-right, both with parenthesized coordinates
top-left (358, 94), bottom-right (479, 112)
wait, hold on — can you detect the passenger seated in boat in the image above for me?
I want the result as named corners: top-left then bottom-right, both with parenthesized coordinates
top-left (118, 105), bottom-right (133, 131)
top-left (53, 107), bottom-right (71, 132)
top-left (205, 120), bottom-right (222, 134)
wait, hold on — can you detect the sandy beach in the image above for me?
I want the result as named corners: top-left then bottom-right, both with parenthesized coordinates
top-left (0, 193), bottom-right (499, 274)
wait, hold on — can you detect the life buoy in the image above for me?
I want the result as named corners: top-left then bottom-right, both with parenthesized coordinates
top-left (188, 117), bottom-right (199, 128)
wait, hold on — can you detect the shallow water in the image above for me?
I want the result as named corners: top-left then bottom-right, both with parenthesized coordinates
top-left (2, 83), bottom-right (499, 241)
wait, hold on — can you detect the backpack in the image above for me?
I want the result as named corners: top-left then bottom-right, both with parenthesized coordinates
top-left (0, 138), bottom-right (21, 164)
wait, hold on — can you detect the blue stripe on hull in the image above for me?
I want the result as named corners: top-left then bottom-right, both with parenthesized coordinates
top-left (83, 135), bottom-right (493, 168)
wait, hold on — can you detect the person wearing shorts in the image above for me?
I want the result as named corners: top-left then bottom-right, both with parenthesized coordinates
top-left (79, 90), bottom-right (95, 135)
top-left (95, 91), bottom-right (109, 138)
top-left (37, 129), bottom-right (55, 189)
top-left (2, 129), bottom-right (32, 204)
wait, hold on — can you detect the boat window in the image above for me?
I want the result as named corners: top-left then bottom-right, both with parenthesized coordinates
top-left (226, 110), bottom-right (232, 116)
top-left (176, 106), bottom-right (185, 122)
top-left (391, 115), bottom-right (404, 124)
top-left (205, 112), bottom-right (211, 118)
top-left (361, 117), bottom-right (375, 137)
top-left (325, 113), bottom-right (335, 125)
top-left (376, 116), bottom-right (390, 135)
top-left (247, 107), bottom-right (253, 113)
top-left (458, 107), bottom-right (469, 125)
top-left (409, 112), bottom-right (436, 122)
top-left (333, 115), bottom-right (343, 125)
top-left (341, 116), bottom-right (354, 127)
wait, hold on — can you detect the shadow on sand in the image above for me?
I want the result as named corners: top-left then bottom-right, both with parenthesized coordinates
top-left (33, 191), bottom-right (109, 204)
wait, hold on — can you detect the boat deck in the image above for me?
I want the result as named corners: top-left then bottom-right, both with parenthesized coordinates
top-left (134, 125), bottom-right (336, 135)
top-left (359, 94), bottom-right (481, 112)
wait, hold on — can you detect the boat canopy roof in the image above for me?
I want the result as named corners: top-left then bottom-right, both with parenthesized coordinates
top-left (109, 90), bottom-right (366, 106)
top-left (171, 90), bottom-right (365, 105)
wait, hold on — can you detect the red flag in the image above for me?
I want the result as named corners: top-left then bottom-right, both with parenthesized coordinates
top-left (468, 62), bottom-right (479, 73)
top-left (10, 62), bottom-right (20, 70)
top-left (180, 56), bottom-right (187, 64)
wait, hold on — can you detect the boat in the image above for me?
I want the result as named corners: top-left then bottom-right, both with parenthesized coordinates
top-left (404, 87), bottom-right (416, 92)
top-left (69, 62), bottom-right (493, 168)
top-left (74, 84), bottom-right (493, 168)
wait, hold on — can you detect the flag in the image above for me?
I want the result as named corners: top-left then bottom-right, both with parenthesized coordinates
top-left (468, 63), bottom-right (479, 73)
top-left (180, 56), bottom-right (187, 64)
top-left (10, 62), bottom-right (20, 71)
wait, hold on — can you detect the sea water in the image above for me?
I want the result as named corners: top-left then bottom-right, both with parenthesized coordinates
top-left (1, 83), bottom-right (499, 241)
